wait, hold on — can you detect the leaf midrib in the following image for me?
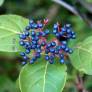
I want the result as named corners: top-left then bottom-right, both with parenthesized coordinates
top-left (43, 62), bottom-right (48, 92)
top-left (0, 33), bottom-right (16, 39)
top-left (0, 26), bottom-right (20, 34)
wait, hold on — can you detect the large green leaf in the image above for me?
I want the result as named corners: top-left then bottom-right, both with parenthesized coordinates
top-left (86, 0), bottom-right (92, 3)
top-left (69, 16), bottom-right (92, 48)
top-left (70, 36), bottom-right (92, 75)
top-left (0, 15), bottom-right (28, 52)
top-left (19, 60), bottom-right (67, 92)
top-left (0, 0), bottom-right (4, 6)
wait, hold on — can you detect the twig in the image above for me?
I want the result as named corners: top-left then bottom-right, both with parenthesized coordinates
top-left (52, 0), bottom-right (92, 28)
top-left (76, 0), bottom-right (92, 13)
top-left (75, 73), bottom-right (88, 92)
top-left (52, 0), bottom-right (79, 16)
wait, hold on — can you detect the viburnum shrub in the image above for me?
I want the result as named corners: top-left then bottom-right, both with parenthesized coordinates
top-left (0, 15), bottom-right (92, 92)
top-left (19, 19), bottom-right (76, 65)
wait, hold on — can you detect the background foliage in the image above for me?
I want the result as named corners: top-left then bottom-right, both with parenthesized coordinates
top-left (0, 0), bottom-right (92, 92)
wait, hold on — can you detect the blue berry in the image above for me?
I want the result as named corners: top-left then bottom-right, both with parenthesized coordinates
top-left (68, 49), bottom-right (73, 54)
top-left (19, 34), bottom-right (26, 39)
top-left (61, 45), bottom-right (66, 49)
top-left (45, 55), bottom-right (50, 60)
top-left (62, 28), bottom-right (66, 32)
top-left (72, 35), bottom-right (76, 39)
top-left (55, 49), bottom-right (59, 54)
top-left (64, 47), bottom-right (69, 52)
top-left (60, 59), bottom-right (64, 63)
top-left (53, 29), bottom-right (58, 34)
top-left (32, 57), bottom-right (37, 62)
top-left (50, 54), bottom-right (55, 60)
top-left (23, 56), bottom-right (28, 60)
top-left (62, 41), bottom-right (67, 45)
top-left (51, 42), bottom-right (56, 47)
top-left (35, 36), bottom-right (39, 41)
top-left (59, 32), bottom-right (63, 36)
top-left (20, 52), bottom-right (25, 56)
top-left (22, 61), bottom-right (26, 65)
top-left (38, 23), bottom-right (43, 28)
top-left (41, 41), bottom-right (46, 46)
top-left (31, 45), bottom-right (36, 49)
top-left (25, 42), bottom-right (30, 46)
top-left (30, 59), bottom-right (34, 64)
top-left (66, 29), bottom-right (71, 33)
top-left (50, 48), bottom-right (55, 53)
top-left (71, 31), bottom-right (75, 35)
top-left (53, 24), bottom-right (58, 29)
top-left (45, 29), bottom-right (50, 35)
top-left (45, 49), bottom-right (50, 54)
top-left (32, 41), bottom-right (37, 45)
top-left (66, 24), bottom-right (71, 28)
top-left (56, 33), bottom-right (60, 37)
top-left (49, 60), bottom-right (54, 64)
top-left (57, 46), bottom-right (62, 50)
top-left (19, 41), bottom-right (25, 46)
top-left (25, 31), bottom-right (29, 36)
top-left (25, 26), bottom-right (30, 30)
top-left (59, 54), bottom-right (64, 58)
top-left (35, 53), bottom-right (41, 58)
top-left (34, 24), bottom-right (37, 29)
top-left (29, 20), bottom-right (34, 24)
top-left (36, 32), bottom-right (41, 36)
top-left (42, 32), bottom-right (46, 37)
top-left (25, 49), bottom-right (30, 54)
top-left (37, 45), bottom-right (41, 49)
top-left (31, 31), bottom-right (35, 36)
top-left (37, 49), bottom-right (41, 53)
top-left (47, 43), bottom-right (52, 48)
top-left (67, 34), bottom-right (72, 38)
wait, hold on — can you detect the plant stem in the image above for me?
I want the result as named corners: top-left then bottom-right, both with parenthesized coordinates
top-left (75, 73), bottom-right (88, 92)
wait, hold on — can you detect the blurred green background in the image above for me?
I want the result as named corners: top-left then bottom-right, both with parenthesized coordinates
top-left (0, 0), bottom-right (92, 92)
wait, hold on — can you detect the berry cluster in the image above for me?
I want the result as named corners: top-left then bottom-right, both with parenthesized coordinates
top-left (19, 19), bottom-right (76, 65)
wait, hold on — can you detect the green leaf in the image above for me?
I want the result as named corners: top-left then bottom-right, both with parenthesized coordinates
top-left (0, 0), bottom-right (4, 6)
top-left (0, 75), bottom-right (18, 92)
top-left (69, 16), bottom-right (92, 48)
top-left (86, 0), bottom-right (92, 3)
top-left (19, 60), bottom-right (67, 92)
top-left (69, 36), bottom-right (92, 75)
top-left (0, 15), bottom-right (28, 52)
